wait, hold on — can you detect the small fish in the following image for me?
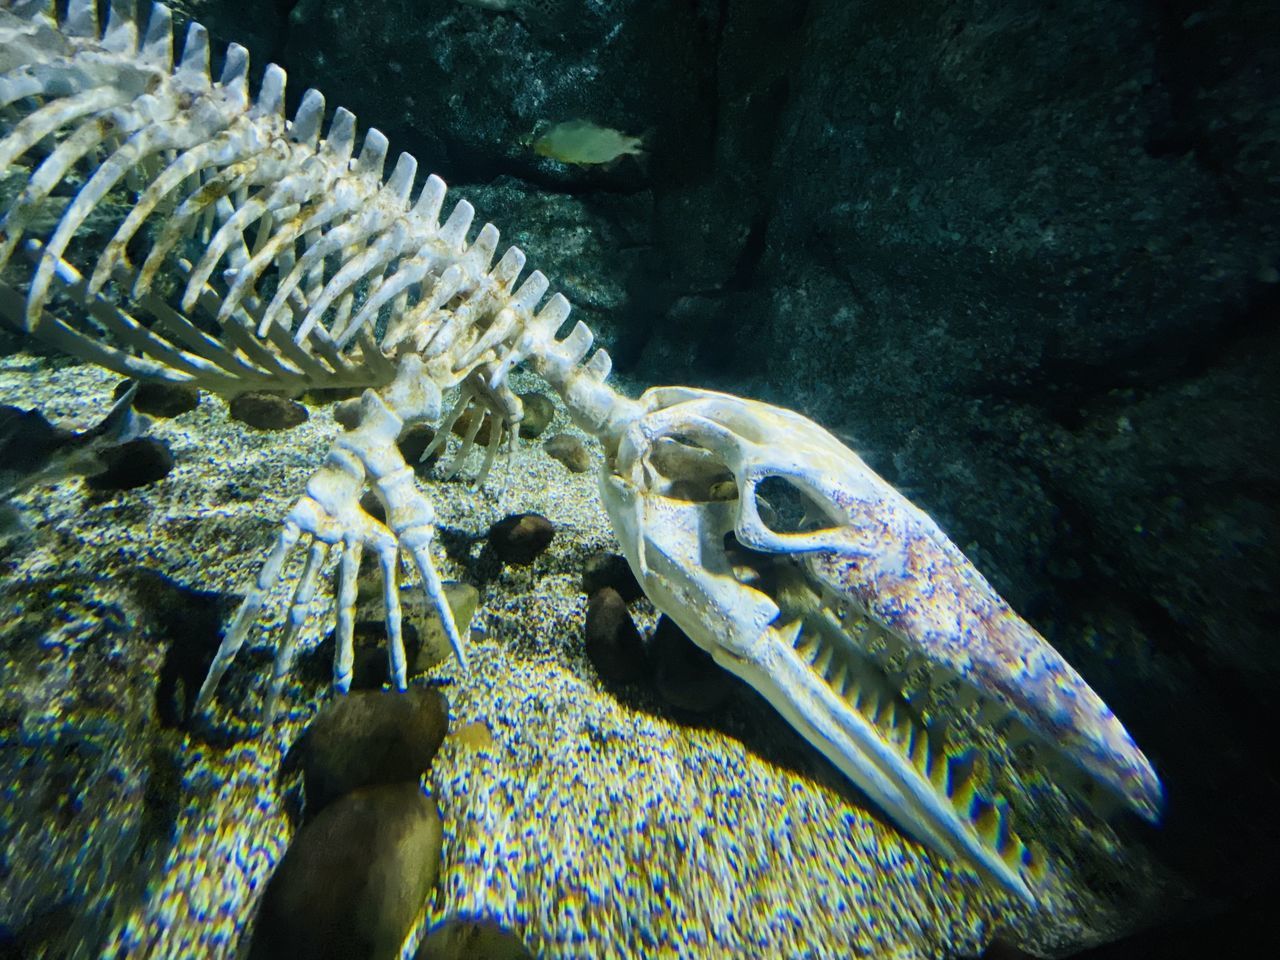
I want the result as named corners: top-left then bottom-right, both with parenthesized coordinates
top-left (0, 382), bottom-right (147, 501)
top-left (532, 120), bottom-right (646, 168)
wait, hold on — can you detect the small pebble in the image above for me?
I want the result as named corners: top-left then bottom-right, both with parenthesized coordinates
top-left (114, 380), bottom-right (200, 418)
top-left (397, 422), bottom-right (441, 474)
top-left (516, 391), bottom-right (556, 439)
top-left (581, 551), bottom-right (643, 603)
top-left (229, 392), bottom-right (308, 430)
top-left (487, 512), bottom-right (555, 565)
top-left (584, 587), bottom-right (647, 684)
top-left (544, 433), bottom-right (591, 473)
top-left (85, 437), bottom-right (175, 491)
top-left (448, 720), bottom-right (496, 753)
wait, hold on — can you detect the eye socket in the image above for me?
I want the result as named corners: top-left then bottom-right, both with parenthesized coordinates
top-left (642, 434), bottom-right (843, 536)
top-left (754, 475), bottom-right (832, 536)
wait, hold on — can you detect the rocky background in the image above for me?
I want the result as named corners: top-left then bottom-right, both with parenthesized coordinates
top-left (69, 0), bottom-right (1280, 954)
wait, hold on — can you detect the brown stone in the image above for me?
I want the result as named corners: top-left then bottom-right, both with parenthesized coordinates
top-left (487, 512), bottom-right (555, 565)
top-left (229, 392), bottom-right (308, 430)
top-left (516, 391), bottom-right (556, 439)
top-left (544, 432), bottom-right (591, 473)
top-left (250, 783), bottom-right (442, 960)
top-left (584, 587), bottom-right (646, 684)
top-left (301, 687), bottom-right (449, 816)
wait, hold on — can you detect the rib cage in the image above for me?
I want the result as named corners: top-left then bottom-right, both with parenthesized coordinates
top-left (0, 0), bottom-right (578, 399)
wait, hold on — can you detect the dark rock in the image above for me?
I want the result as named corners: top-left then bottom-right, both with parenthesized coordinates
top-left (347, 645), bottom-right (387, 691)
top-left (416, 918), bottom-right (534, 960)
top-left (158, 0), bottom-right (281, 74)
top-left (84, 438), bottom-right (174, 491)
top-left (543, 433), bottom-right (591, 473)
top-left (358, 489), bottom-right (385, 525)
top-left (229, 392), bottom-right (308, 431)
top-left (333, 397), bottom-right (363, 430)
top-left (282, 0), bottom-right (668, 197)
top-left (450, 405), bottom-right (496, 444)
top-left (341, 620), bottom-right (420, 692)
top-left (581, 551), bottom-right (643, 603)
top-left (0, 902), bottom-right (77, 959)
top-left (398, 422), bottom-right (441, 474)
top-left (649, 615), bottom-right (733, 714)
top-left (487, 513), bottom-right (554, 566)
top-left (516, 392), bottom-right (555, 439)
top-left (250, 783), bottom-right (442, 960)
top-left (1039, 892), bottom-right (1273, 960)
top-left (300, 386), bottom-right (364, 407)
top-left (113, 380), bottom-right (200, 418)
top-left (346, 550), bottom-right (475, 675)
top-left (301, 687), bottom-right (449, 817)
top-left (584, 588), bottom-right (646, 685)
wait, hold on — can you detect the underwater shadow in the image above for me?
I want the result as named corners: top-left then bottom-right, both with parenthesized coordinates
top-left (597, 617), bottom-right (906, 831)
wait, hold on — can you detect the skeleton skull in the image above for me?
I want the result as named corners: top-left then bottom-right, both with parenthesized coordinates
top-left (599, 387), bottom-right (1163, 905)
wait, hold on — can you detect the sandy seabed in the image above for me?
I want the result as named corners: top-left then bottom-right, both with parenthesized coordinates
top-left (0, 355), bottom-right (1166, 959)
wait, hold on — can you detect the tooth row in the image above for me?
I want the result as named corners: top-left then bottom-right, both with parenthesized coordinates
top-left (937, 745), bottom-right (1043, 881)
top-left (813, 585), bottom-right (1012, 729)
top-left (790, 620), bottom-right (927, 765)
top-left (788, 618), bottom-right (1043, 885)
